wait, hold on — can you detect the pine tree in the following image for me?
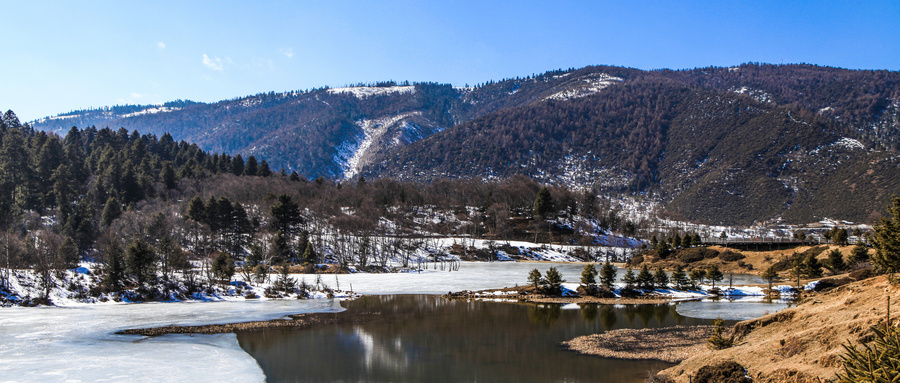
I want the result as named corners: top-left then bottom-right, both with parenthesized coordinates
top-left (103, 239), bottom-right (124, 293)
top-left (761, 265), bottom-right (778, 292)
top-left (244, 156), bottom-right (258, 176)
top-left (528, 268), bottom-right (543, 289)
top-left (533, 187), bottom-right (554, 218)
top-left (580, 263), bottom-right (597, 291)
top-left (126, 239), bottom-right (156, 289)
top-left (301, 242), bottom-right (318, 265)
top-left (211, 253), bottom-right (235, 285)
top-left (828, 249), bottom-right (847, 274)
top-left (622, 268), bottom-right (637, 289)
top-left (160, 161), bottom-right (177, 189)
top-left (637, 265), bottom-right (654, 290)
top-left (689, 268), bottom-right (706, 289)
top-left (599, 261), bottom-right (617, 289)
top-left (654, 267), bottom-right (669, 289)
top-left (100, 196), bottom-right (122, 227)
top-left (544, 267), bottom-right (563, 295)
top-left (850, 240), bottom-right (870, 266)
top-left (671, 266), bottom-right (689, 290)
top-left (707, 264), bottom-right (724, 289)
top-left (872, 197), bottom-right (900, 279)
top-left (804, 252), bottom-right (824, 278)
top-left (270, 194), bottom-right (303, 236)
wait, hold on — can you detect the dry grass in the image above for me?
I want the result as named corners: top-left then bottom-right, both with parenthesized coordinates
top-left (562, 325), bottom-right (715, 363)
top-left (659, 274), bottom-right (900, 383)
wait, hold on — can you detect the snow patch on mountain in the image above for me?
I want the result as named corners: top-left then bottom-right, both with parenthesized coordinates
top-left (731, 86), bottom-right (773, 103)
top-left (340, 112), bottom-right (423, 179)
top-left (832, 137), bottom-right (865, 150)
top-left (120, 106), bottom-right (181, 118)
top-left (543, 73), bottom-right (623, 101)
top-left (327, 86), bottom-right (416, 98)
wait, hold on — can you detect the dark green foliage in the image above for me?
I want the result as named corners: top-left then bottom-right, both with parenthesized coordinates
top-left (270, 194), bottom-right (303, 236)
top-left (622, 268), bottom-right (637, 289)
top-left (160, 162), bottom-right (177, 189)
top-left (670, 266), bottom-right (689, 290)
top-left (706, 264), bottom-right (724, 288)
top-left (273, 264), bottom-right (296, 293)
top-left (653, 267), bottom-right (669, 289)
top-left (707, 317), bottom-right (733, 350)
top-left (828, 249), bottom-right (848, 273)
top-left (850, 241), bottom-right (870, 265)
top-left (125, 239), bottom-right (156, 288)
top-left (100, 196), bottom-right (122, 227)
top-left (270, 231), bottom-right (292, 265)
top-left (56, 237), bottom-right (79, 270)
top-left (211, 253), bottom-right (235, 284)
top-left (838, 325), bottom-right (900, 382)
top-left (689, 269), bottom-right (706, 289)
top-left (693, 360), bottom-right (750, 383)
top-left (599, 261), bottom-right (616, 289)
top-left (761, 265), bottom-right (778, 291)
top-left (637, 265), bottom-right (654, 290)
top-left (803, 252), bottom-right (824, 278)
top-left (301, 242), bottom-right (318, 265)
top-left (103, 239), bottom-right (125, 293)
top-left (580, 263), bottom-right (597, 290)
top-left (544, 267), bottom-right (563, 295)
top-left (872, 197), bottom-right (900, 277)
top-left (528, 268), bottom-right (543, 289)
top-left (533, 187), bottom-right (554, 218)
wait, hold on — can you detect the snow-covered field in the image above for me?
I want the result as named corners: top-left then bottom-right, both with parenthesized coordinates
top-left (0, 299), bottom-right (342, 382)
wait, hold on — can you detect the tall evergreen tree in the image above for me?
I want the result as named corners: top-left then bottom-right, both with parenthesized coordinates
top-left (100, 196), bottom-right (122, 227)
top-left (270, 194), bottom-right (303, 236)
top-left (126, 239), bottom-right (156, 288)
top-left (599, 261), bottom-right (617, 289)
top-left (872, 197), bottom-right (900, 279)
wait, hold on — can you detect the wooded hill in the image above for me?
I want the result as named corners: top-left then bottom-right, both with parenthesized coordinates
top-left (30, 64), bottom-right (900, 225)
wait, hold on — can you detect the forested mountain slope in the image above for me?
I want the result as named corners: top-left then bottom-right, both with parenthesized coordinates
top-left (30, 64), bottom-right (900, 225)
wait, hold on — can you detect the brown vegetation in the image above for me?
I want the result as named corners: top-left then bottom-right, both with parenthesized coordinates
top-left (656, 275), bottom-right (900, 382)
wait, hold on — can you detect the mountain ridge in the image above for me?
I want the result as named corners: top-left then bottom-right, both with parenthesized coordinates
top-left (28, 63), bottom-right (900, 225)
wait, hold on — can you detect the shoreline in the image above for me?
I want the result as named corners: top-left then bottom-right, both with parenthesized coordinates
top-left (116, 310), bottom-right (382, 336)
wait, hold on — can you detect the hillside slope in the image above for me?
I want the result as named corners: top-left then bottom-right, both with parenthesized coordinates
top-left (660, 275), bottom-right (898, 382)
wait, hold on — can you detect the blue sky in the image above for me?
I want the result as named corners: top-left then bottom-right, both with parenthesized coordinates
top-left (3, 1), bottom-right (898, 121)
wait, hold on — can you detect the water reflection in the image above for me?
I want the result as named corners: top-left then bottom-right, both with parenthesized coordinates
top-left (238, 295), bottom-right (712, 383)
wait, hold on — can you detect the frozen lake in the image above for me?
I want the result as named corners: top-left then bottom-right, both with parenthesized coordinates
top-left (0, 262), bottom-right (782, 382)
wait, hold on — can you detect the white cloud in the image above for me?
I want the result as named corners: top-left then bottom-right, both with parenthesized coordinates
top-left (280, 48), bottom-right (294, 59)
top-left (202, 54), bottom-right (224, 71)
top-left (157, 41), bottom-right (166, 50)
top-left (131, 92), bottom-right (144, 99)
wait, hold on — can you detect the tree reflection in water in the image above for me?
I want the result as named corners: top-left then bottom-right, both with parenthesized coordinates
top-left (238, 295), bottom-right (710, 383)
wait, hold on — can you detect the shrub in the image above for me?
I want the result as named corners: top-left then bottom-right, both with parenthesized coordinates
top-left (694, 361), bottom-right (751, 383)
top-left (677, 247), bottom-right (720, 263)
top-left (837, 325), bottom-right (900, 382)
top-left (707, 317), bottom-right (733, 350)
top-left (718, 250), bottom-right (745, 262)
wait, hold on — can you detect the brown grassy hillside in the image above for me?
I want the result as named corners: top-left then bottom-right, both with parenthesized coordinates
top-left (658, 275), bottom-right (899, 382)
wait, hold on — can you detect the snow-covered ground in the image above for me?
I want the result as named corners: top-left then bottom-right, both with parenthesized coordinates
top-left (0, 299), bottom-right (342, 382)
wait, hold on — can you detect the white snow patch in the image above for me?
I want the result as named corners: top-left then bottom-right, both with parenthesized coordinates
top-left (340, 111), bottom-right (423, 179)
top-left (120, 106), bottom-right (181, 118)
top-left (832, 137), bottom-right (865, 150)
top-left (327, 86), bottom-right (415, 98)
top-left (543, 73), bottom-right (623, 101)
